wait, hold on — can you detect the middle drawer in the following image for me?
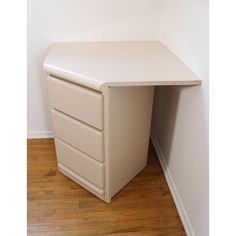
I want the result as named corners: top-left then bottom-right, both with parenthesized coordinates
top-left (51, 109), bottom-right (104, 162)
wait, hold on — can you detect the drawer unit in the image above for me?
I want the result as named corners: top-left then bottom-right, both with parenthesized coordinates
top-left (47, 76), bottom-right (104, 130)
top-left (51, 109), bottom-right (104, 162)
top-left (46, 81), bottom-right (154, 203)
top-left (55, 138), bottom-right (105, 189)
top-left (44, 44), bottom-right (156, 203)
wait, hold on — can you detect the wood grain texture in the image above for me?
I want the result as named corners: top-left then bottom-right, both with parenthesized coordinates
top-left (28, 139), bottom-right (186, 236)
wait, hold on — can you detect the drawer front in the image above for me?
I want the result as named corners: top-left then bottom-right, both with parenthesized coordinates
top-left (51, 109), bottom-right (104, 162)
top-left (47, 76), bottom-right (103, 130)
top-left (55, 138), bottom-right (104, 189)
top-left (58, 163), bottom-right (105, 201)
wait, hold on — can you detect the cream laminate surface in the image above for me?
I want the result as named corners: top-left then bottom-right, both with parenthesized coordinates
top-left (43, 42), bottom-right (201, 92)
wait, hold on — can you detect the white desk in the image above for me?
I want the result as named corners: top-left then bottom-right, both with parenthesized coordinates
top-left (43, 42), bottom-right (201, 203)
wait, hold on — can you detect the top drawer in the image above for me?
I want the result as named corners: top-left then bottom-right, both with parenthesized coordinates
top-left (46, 76), bottom-right (103, 130)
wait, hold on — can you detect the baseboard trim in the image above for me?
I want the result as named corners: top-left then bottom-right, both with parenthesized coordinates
top-left (151, 133), bottom-right (195, 236)
top-left (27, 131), bottom-right (54, 139)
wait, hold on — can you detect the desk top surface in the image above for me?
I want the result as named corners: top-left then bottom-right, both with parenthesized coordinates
top-left (43, 42), bottom-right (201, 92)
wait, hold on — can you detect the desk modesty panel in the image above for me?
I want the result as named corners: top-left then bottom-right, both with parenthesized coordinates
top-left (43, 42), bottom-right (201, 203)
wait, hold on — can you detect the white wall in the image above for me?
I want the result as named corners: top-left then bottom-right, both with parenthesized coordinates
top-left (151, 0), bottom-right (209, 235)
top-left (27, 0), bottom-right (161, 137)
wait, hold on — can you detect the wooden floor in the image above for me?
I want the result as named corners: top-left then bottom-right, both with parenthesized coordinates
top-left (28, 139), bottom-right (185, 236)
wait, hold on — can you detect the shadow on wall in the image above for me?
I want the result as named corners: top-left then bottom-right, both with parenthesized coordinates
top-left (152, 86), bottom-right (180, 165)
top-left (152, 84), bottom-right (208, 166)
top-left (151, 84), bottom-right (209, 235)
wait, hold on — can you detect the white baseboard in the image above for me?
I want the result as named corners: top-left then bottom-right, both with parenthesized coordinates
top-left (151, 133), bottom-right (195, 236)
top-left (27, 130), bottom-right (54, 139)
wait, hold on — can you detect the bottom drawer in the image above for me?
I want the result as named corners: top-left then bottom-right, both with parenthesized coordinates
top-left (55, 138), bottom-right (105, 189)
top-left (58, 163), bottom-right (105, 201)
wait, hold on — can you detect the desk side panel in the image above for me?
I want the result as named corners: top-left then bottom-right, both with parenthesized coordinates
top-left (108, 86), bottom-right (154, 198)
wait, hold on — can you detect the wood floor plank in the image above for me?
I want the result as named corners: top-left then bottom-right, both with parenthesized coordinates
top-left (28, 139), bottom-right (185, 235)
